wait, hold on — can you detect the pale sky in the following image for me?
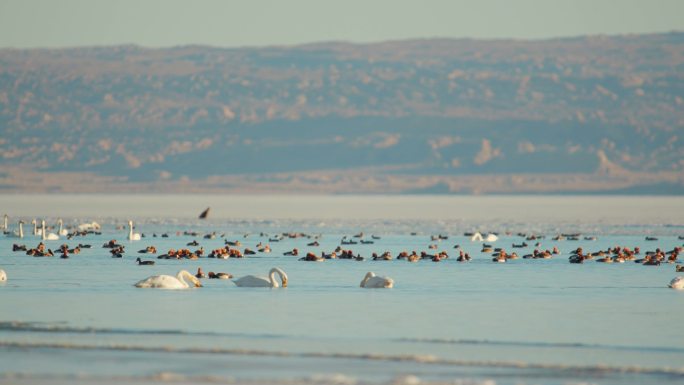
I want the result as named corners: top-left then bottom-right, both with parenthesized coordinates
top-left (0, 0), bottom-right (682, 48)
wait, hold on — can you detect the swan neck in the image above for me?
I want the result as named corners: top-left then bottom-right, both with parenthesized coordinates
top-left (41, 221), bottom-right (46, 240)
top-left (360, 272), bottom-right (373, 287)
top-left (177, 270), bottom-right (199, 288)
top-left (270, 268), bottom-right (286, 287)
top-left (19, 222), bottom-right (23, 238)
top-left (58, 220), bottom-right (63, 233)
top-left (177, 271), bottom-right (191, 288)
top-left (269, 269), bottom-right (277, 287)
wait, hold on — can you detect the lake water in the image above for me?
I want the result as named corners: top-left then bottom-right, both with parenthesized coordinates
top-left (0, 195), bottom-right (683, 385)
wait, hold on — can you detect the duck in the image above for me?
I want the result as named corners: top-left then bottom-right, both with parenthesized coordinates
top-left (208, 272), bottom-right (233, 279)
top-left (127, 220), bottom-right (141, 241)
top-left (668, 277), bottom-right (684, 289)
top-left (360, 272), bottom-right (394, 288)
top-left (299, 252), bottom-right (323, 262)
top-left (596, 255), bottom-right (613, 263)
top-left (135, 257), bottom-right (155, 265)
top-left (676, 264), bottom-right (684, 272)
top-left (232, 267), bottom-right (288, 288)
top-left (134, 270), bottom-right (202, 289)
top-left (195, 268), bottom-right (206, 278)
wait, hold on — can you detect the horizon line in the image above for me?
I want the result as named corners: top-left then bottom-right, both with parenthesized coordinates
top-left (0, 29), bottom-right (682, 51)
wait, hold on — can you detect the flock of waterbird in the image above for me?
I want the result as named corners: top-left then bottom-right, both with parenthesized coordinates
top-left (1, 215), bottom-right (683, 290)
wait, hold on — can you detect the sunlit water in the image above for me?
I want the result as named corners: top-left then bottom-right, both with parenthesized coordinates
top-left (0, 195), bottom-right (683, 385)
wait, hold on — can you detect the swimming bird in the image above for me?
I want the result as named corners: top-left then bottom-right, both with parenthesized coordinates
top-left (77, 221), bottom-right (101, 231)
top-left (195, 268), bottom-right (206, 278)
top-left (31, 219), bottom-right (41, 236)
top-left (299, 252), bottom-right (323, 262)
top-left (57, 218), bottom-right (68, 236)
top-left (135, 257), bottom-right (155, 265)
top-left (0, 269), bottom-right (6, 282)
top-left (127, 220), bottom-right (141, 241)
top-left (668, 277), bottom-right (684, 290)
top-left (7, 221), bottom-right (24, 238)
top-left (134, 270), bottom-right (202, 289)
top-left (360, 272), bottom-right (394, 288)
top-left (208, 272), bottom-right (233, 279)
top-left (676, 264), bottom-right (684, 272)
top-left (484, 233), bottom-right (498, 242)
top-left (232, 267), bottom-right (288, 288)
top-left (41, 220), bottom-right (59, 241)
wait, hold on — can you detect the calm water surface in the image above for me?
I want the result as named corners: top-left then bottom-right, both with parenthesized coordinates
top-left (0, 195), bottom-right (683, 385)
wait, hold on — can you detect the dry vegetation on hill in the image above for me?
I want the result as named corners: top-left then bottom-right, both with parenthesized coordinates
top-left (0, 33), bottom-right (682, 193)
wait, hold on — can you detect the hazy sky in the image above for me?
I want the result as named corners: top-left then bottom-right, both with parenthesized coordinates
top-left (1, 0), bottom-right (683, 48)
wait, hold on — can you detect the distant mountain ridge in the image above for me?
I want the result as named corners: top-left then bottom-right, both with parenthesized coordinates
top-left (0, 33), bottom-right (682, 193)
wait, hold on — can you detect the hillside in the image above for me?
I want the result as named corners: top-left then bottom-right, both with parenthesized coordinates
top-left (0, 33), bottom-right (683, 193)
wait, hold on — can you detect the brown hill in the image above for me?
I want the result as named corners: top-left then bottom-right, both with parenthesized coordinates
top-left (0, 33), bottom-right (682, 193)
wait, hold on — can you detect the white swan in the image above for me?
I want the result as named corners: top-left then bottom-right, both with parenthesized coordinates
top-left (669, 276), bottom-right (684, 290)
top-left (31, 219), bottom-right (41, 236)
top-left (134, 270), bottom-right (202, 289)
top-left (128, 220), bottom-right (141, 241)
top-left (41, 220), bottom-right (59, 241)
top-left (233, 267), bottom-right (288, 288)
top-left (485, 233), bottom-right (498, 242)
top-left (470, 232), bottom-right (484, 242)
top-left (57, 218), bottom-right (68, 236)
top-left (77, 221), bottom-right (101, 231)
top-left (360, 272), bottom-right (394, 288)
top-left (0, 269), bottom-right (6, 282)
top-left (7, 221), bottom-right (24, 238)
